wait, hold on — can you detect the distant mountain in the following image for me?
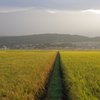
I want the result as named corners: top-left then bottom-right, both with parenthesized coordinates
top-left (0, 34), bottom-right (100, 46)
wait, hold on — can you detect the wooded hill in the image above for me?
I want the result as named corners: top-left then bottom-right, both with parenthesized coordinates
top-left (0, 34), bottom-right (100, 46)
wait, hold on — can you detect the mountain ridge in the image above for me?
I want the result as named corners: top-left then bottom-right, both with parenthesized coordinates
top-left (0, 34), bottom-right (100, 46)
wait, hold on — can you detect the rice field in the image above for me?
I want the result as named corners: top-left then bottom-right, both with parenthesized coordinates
top-left (0, 50), bottom-right (57, 100)
top-left (60, 51), bottom-right (100, 100)
top-left (0, 50), bottom-right (100, 100)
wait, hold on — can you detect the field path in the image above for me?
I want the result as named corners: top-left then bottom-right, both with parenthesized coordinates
top-left (46, 52), bottom-right (66, 100)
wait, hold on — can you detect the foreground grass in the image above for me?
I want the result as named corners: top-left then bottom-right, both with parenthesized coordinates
top-left (60, 51), bottom-right (100, 100)
top-left (0, 50), bottom-right (57, 100)
top-left (47, 52), bottom-right (64, 100)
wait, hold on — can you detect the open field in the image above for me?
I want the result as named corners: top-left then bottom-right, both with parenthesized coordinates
top-left (60, 51), bottom-right (100, 100)
top-left (0, 50), bottom-right (57, 100)
top-left (0, 50), bottom-right (100, 100)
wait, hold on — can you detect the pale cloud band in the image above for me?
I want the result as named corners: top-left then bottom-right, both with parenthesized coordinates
top-left (0, 0), bottom-right (100, 14)
top-left (0, 7), bottom-right (34, 13)
top-left (0, 7), bottom-right (56, 14)
top-left (82, 9), bottom-right (100, 14)
top-left (1, 7), bottom-right (100, 15)
top-left (0, 0), bottom-right (100, 11)
top-left (46, 9), bottom-right (56, 13)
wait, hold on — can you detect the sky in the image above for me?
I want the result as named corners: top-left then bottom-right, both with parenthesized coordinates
top-left (0, 0), bottom-right (100, 37)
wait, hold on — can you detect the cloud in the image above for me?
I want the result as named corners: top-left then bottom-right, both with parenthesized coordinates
top-left (0, 0), bottom-right (100, 11)
top-left (0, 7), bottom-right (34, 13)
top-left (0, 6), bottom-right (56, 14)
top-left (82, 9), bottom-right (100, 14)
top-left (46, 9), bottom-right (55, 13)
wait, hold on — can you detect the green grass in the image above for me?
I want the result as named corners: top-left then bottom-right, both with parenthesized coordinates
top-left (47, 52), bottom-right (63, 100)
top-left (60, 51), bottom-right (100, 100)
top-left (0, 50), bottom-right (57, 100)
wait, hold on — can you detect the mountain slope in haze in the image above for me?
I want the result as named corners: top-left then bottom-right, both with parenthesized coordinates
top-left (0, 34), bottom-right (100, 46)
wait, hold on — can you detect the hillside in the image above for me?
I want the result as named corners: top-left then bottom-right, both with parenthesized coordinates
top-left (0, 34), bottom-right (100, 46)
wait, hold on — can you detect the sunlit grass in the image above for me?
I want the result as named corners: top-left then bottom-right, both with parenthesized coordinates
top-left (60, 51), bottom-right (100, 100)
top-left (0, 50), bottom-right (57, 100)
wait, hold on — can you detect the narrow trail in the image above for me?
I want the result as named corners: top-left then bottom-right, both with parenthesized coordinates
top-left (45, 52), bottom-right (66, 100)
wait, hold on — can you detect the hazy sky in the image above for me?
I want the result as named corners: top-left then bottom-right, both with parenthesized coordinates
top-left (0, 0), bottom-right (100, 37)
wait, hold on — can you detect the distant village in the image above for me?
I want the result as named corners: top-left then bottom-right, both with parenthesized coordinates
top-left (1, 42), bottom-right (100, 50)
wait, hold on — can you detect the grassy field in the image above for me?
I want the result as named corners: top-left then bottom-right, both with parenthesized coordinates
top-left (0, 50), bottom-right (100, 100)
top-left (0, 50), bottom-right (57, 100)
top-left (60, 51), bottom-right (100, 100)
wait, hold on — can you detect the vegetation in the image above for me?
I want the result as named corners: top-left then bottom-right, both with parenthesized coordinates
top-left (60, 51), bottom-right (100, 100)
top-left (47, 52), bottom-right (64, 100)
top-left (0, 50), bottom-right (57, 100)
top-left (0, 50), bottom-right (100, 100)
top-left (0, 34), bottom-right (95, 46)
